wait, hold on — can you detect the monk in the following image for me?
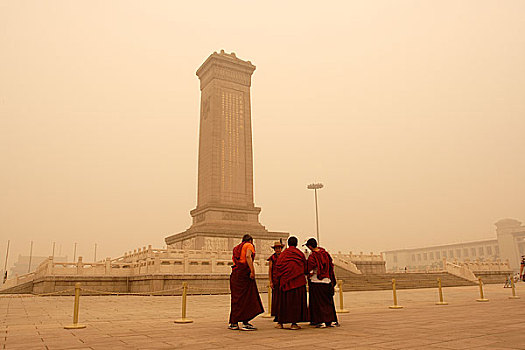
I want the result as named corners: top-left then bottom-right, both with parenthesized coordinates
top-left (267, 241), bottom-right (284, 321)
top-left (305, 237), bottom-right (338, 328)
top-left (228, 234), bottom-right (264, 331)
top-left (275, 236), bottom-right (309, 330)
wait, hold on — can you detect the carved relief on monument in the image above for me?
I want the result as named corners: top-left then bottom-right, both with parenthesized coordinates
top-left (195, 213), bottom-right (206, 223)
top-left (215, 67), bottom-right (251, 86)
top-left (199, 65), bottom-right (252, 88)
top-left (204, 237), bottom-right (228, 251)
top-left (256, 239), bottom-right (274, 256)
top-left (182, 239), bottom-right (195, 250)
top-left (222, 212), bottom-right (248, 221)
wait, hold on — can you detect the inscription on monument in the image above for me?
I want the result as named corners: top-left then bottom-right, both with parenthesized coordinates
top-left (220, 89), bottom-right (246, 202)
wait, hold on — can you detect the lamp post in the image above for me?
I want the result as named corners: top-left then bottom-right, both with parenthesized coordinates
top-left (28, 241), bottom-right (33, 273)
top-left (307, 183), bottom-right (324, 244)
top-left (3, 240), bottom-right (9, 284)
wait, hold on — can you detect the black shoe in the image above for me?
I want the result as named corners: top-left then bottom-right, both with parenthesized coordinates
top-left (241, 323), bottom-right (257, 331)
top-left (228, 323), bottom-right (239, 330)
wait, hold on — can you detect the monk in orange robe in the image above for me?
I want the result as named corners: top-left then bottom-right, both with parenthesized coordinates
top-left (228, 234), bottom-right (264, 331)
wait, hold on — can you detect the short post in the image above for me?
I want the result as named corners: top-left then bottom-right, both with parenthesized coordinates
top-left (174, 282), bottom-right (193, 323)
top-left (435, 277), bottom-right (448, 305)
top-left (262, 285), bottom-right (272, 318)
top-left (476, 276), bottom-right (489, 302)
top-left (509, 275), bottom-right (520, 299)
top-left (64, 283), bottom-right (87, 329)
top-left (336, 280), bottom-right (349, 313)
top-left (389, 278), bottom-right (403, 309)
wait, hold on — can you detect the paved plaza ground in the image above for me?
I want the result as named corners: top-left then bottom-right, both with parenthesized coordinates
top-left (1, 283), bottom-right (524, 350)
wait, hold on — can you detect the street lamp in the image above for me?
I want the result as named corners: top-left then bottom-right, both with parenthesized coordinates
top-left (307, 183), bottom-right (324, 244)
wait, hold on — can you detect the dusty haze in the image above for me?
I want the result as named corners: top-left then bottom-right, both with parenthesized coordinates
top-left (1, 1), bottom-right (524, 269)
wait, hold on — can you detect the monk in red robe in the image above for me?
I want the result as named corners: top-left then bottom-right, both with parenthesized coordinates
top-left (275, 236), bottom-right (309, 330)
top-left (228, 234), bottom-right (264, 331)
top-left (267, 241), bottom-right (284, 321)
top-left (305, 237), bottom-right (338, 328)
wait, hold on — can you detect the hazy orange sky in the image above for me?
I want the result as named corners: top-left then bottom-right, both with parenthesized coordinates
top-left (1, 1), bottom-right (524, 269)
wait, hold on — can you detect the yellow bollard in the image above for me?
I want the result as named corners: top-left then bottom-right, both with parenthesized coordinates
top-left (509, 275), bottom-right (520, 299)
top-left (262, 285), bottom-right (272, 318)
top-left (435, 278), bottom-right (448, 305)
top-left (476, 277), bottom-right (489, 302)
top-left (389, 278), bottom-right (403, 309)
top-left (336, 280), bottom-right (349, 313)
top-left (64, 283), bottom-right (87, 329)
top-left (174, 282), bottom-right (193, 323)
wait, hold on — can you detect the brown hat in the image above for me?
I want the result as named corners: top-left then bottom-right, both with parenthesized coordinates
top-left (272, 241), bottom-right (284, 248)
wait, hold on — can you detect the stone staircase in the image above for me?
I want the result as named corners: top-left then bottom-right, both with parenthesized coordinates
top-left (335, 266), bottom-right (477, 291)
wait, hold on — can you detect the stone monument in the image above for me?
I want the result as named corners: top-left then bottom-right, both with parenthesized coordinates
top-left (165, 50), bottom-right (287, 252)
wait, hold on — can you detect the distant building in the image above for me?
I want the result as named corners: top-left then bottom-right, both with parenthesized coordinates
top-left (383, 218), bottom-right (525, 272)
top-left (9, 255), bottom-right (68, 277)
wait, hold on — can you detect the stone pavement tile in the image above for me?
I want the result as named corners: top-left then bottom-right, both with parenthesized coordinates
top-left (43, 341), bottom-right (90, 350)
top-left (77, 336), bottom-right (114, 342)
top-left (4, 344), bottom-right (47, 350)
top-left (474, 346), bottom-right (525, 350)
top-left (489, 334), bottom-right (525, 344)
top-left (4, 334), bottom-right (42, 342)
top-left (90, 345), bottom-right (137, 350)
top-left (433, 337), bottom-right (501, 349)
top-left (130, 342), bottom-right (174, 349)
top-left (82, 340), bottom-right (129, 349)
top-left (373, 338), bottom-right (441, 349)
top-left (165, 341), bottom-right (225, 350)
top-left (424, 332), bottom-right (482, 342)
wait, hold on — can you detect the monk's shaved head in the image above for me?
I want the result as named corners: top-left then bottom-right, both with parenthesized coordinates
top-left (288, 236), bottom-right (298, 247)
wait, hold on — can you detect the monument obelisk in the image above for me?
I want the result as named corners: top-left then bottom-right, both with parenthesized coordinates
top-left (165, 50), bottom-right (287, 252)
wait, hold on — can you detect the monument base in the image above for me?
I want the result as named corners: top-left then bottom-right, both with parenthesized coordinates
top-left (165, 205), bottom-right (288, 252)
top-left (165, 225), bottom-right (287, 253)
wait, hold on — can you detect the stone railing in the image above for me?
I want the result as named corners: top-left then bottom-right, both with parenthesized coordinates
top-left (20, 246), bottom-right (270, 279)
top-left (34, 257), bottom-right (136, 277)
top-left (0, 271), bottom-right (35, 291)
top-left (443, 259), bottom-right (478, 283)
top-left (388, 266), bottom-right (443, 273)
top-left (337, 251), bottom-right (384, 262)
top-left (455, 258), bottom-right (512, 272)
top-left (332, 256), bottom-right (362, 274)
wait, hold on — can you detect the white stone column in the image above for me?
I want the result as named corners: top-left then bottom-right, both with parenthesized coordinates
top-left (154, 253), bottom-right (160, 274)
top-left (76, 256), bottom-right (83, 275)
top-left (105, 258), bottom-right (111, 275)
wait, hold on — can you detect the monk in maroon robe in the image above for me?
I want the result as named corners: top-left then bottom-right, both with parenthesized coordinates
top-left (267, 241), bottom-right (284, 321)
top-left (306, 237), bottom-right (338, 328)
top-left (228, 234), bottom-right (264, 331)
top-left (275, 236), bottom-right (309, 330)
